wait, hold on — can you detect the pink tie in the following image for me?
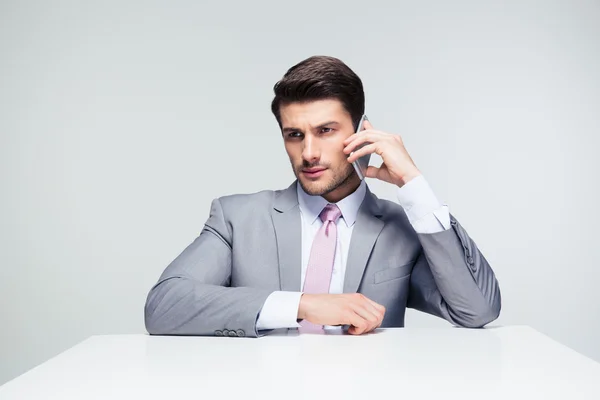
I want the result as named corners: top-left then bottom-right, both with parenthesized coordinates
top-left (299, 203), bottom-right (342, 333)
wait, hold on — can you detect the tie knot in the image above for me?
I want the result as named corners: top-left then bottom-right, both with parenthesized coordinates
top-left (319, 204), bottom-right (342, 223)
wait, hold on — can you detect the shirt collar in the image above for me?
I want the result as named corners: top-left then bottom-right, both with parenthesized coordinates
top-left (296, 180), bottom-right (367, 228)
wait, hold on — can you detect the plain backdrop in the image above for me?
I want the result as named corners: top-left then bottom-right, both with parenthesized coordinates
top-left (1, 0), bottom-right (599, 385)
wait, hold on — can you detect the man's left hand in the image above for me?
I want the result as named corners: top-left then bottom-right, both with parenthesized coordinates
top-left (343, 120), bottom-right (422, 188)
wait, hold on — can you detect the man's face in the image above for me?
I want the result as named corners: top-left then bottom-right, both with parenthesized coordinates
top-left (279, 99), bottom-right (359, 201)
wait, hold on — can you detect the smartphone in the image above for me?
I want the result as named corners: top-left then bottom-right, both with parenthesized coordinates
top-left (350, 114), bottom-right (371, 180)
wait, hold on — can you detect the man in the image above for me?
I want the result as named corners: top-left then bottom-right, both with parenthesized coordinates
top-left (144, 56), bottom-right (501, 338)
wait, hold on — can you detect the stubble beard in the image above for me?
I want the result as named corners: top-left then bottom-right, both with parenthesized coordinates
top-left (294, 161), bottom-right (355, 198)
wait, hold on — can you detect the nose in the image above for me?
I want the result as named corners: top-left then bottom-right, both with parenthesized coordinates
top-left (302, 136), bottom-right (320, 164)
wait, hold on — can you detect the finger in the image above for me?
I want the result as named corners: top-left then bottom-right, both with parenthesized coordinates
top-left (350, 303), bottom-right (380, 333)
top-left (367, 321), bottom-right (382, 334)
top-left (343, 131), bottom-right (366, 146)
top-left (361, 297), bottom-right (385, 328)
top-left (356, 297), bottom-right (385, 332)
top-left (344, 311), bottom-right (369, 335)
top-left (364, 297), bottom-right (386, 315)
top-left (342, 131), bottom-right (386, 149)
top-left (355, 303), bottom-right (382, 333)
top-left (355, 298), bottom-right (382, 321)
top-left (350, 303), bottom-right (379, 324)
top-left (342, 133), bottom-right (369, 152)
top-left (348, 324), bottom-right (374, 335)
top-left (365, 166), bottom-right (380, 179)
top-left (346, 143), bottom-right (378, 163)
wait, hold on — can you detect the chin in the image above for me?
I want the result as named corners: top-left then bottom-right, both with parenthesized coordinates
top-left (299, 179), bottom-right (329, 196)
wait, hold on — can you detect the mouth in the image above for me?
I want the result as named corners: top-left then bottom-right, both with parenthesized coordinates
top-left (301, 167), bottom-right (327, 179)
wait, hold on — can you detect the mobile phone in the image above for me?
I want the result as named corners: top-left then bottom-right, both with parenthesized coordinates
top-left (350, 114), bottom-right (370, 180)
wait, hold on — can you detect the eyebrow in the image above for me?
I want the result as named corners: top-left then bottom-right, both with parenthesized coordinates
top-left (282, 121), bottom-right (339, 134)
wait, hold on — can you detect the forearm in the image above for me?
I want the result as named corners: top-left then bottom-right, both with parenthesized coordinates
top-left (397, 176), bottom-right (500, 326)
top-left (416, 216), bottom-right (501, 327)
top-left (145, 276), bottom-right (272, 337)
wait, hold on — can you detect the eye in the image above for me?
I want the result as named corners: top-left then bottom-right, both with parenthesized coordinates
top-left (320, 127), bottom-right (333, 134)
top-left (288, 131), bottom-right (303, 138)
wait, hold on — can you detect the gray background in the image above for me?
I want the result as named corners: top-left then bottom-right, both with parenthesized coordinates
top-left (1, 0), bottom-right (599, 385)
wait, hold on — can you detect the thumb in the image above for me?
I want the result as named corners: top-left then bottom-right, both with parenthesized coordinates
top-left (347, 325), bottom-right (359, 335)
top-left (365, 166), bottom-right (379, 179)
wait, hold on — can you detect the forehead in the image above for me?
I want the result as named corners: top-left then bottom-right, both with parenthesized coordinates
top-left (279, 99), bottom-right (350, 127)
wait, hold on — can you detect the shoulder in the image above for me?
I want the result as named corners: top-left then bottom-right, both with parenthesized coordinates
top-left (216, 189), bottom-right (276, 209)
top-left (213, 183), bottom-right (294, 216)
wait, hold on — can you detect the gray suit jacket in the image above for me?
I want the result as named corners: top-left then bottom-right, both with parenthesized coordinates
top-left (145, 181), bottom-right (501, 337)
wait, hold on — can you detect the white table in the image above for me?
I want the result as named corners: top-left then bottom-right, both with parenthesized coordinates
top-left (1, 326), bottom-right (599, 399)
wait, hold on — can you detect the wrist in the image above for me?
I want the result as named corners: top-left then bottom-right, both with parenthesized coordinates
top-left (298, 294), bottom-right (308, 320)
top-left (397, 169), bottom-right (422, 188)
top-left (298, 293), bottom-right (320, 320)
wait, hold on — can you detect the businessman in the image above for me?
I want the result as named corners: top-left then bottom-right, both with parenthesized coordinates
top-left (144, 56), bottom-right (501, 337)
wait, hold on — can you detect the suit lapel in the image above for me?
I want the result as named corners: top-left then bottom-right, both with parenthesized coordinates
top-left (271, 181), bottom-right (302, 292)
top-left (344, 187), bottom-right (384, 293)
top-left (271, 181), bottom-right (385, 294)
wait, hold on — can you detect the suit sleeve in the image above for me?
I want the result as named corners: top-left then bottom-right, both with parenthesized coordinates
top-left (144, 198), bottom-right (273, 337)
top-left (407, 215), bottom-right (501, 328)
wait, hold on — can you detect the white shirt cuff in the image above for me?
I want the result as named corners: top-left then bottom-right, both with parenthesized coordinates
top-left (396, 175), bottom-right (451, 234)
top-left (256, 291), bottom-right (302, 331)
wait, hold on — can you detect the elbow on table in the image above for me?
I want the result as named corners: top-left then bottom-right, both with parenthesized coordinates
top-left (144, 276), bottom-right (197, 335)
top-left (143, 281), bottom-right (185, 336)
top-left (453, 295), bottom-right (501, 329)
top-left (144, 298), bottom-right (170, 335)
top-left (459, 308), bottom-right (500, 329)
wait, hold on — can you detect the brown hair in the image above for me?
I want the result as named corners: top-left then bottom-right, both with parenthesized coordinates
top-left (271, 56), bottom-right (365, 130)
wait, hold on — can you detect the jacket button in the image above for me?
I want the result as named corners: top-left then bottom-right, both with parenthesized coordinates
top-left (467, 256), bottom-right (474, 265)
top-left (215, 330), bottom-right (223, 336)
top-left (222, 329), bottom-right (229, 336)
top-left (236, 329), bottom-right (245, 337)
top-left (228, 330), bottom-right (237, 337)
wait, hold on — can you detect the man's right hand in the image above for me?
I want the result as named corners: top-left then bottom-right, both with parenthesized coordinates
top-left (297, 293), bottom-right (386, 335)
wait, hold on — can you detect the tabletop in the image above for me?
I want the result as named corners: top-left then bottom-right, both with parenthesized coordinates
top-left (1, 326), bottom-right (599, 399)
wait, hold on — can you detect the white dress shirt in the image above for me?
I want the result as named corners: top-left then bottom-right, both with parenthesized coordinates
top-left (256, 175), bottom-right (451, 331)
